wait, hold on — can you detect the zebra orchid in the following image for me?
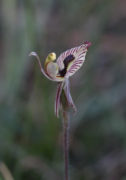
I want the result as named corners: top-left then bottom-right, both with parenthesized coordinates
top-left (29, 41), bottom-right (91, 118)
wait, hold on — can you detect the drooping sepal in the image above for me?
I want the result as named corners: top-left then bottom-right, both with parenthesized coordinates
top-left (63, 79), bottom-right (77, 113)
top-left (55, 82), bottom-right (64, 118)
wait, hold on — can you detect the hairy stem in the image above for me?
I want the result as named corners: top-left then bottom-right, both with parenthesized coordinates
top-left (63, 111), bottom-right (70, 180)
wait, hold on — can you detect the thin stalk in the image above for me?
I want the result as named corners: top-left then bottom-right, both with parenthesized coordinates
top-left (0, 162), bottom-right (14, 180)
top-left (63, 111), bottom-right (70, 180)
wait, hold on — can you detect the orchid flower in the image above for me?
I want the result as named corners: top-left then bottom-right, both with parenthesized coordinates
top-left (29, 41), bottom-right (91, 118)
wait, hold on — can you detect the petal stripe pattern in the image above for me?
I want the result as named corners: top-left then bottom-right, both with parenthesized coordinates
top-left (57, 42), bottom-right (91, 78)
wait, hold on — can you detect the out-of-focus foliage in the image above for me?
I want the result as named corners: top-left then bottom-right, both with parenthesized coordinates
top-left (0, 0), bottom-right (126, 179)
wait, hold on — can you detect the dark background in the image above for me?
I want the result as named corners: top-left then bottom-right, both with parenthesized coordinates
top-left (0, 0), bottom-right (126, 179)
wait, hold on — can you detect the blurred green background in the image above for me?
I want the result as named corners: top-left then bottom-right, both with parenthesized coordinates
top-left (0, 0), bottom-right (126, 179)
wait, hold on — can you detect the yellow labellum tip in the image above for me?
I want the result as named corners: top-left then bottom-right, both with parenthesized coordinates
top-left (45, 52), bottom-right (56, 67)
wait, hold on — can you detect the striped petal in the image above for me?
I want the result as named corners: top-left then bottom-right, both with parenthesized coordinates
top-left (56, 41), bottom-right (91, 78)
